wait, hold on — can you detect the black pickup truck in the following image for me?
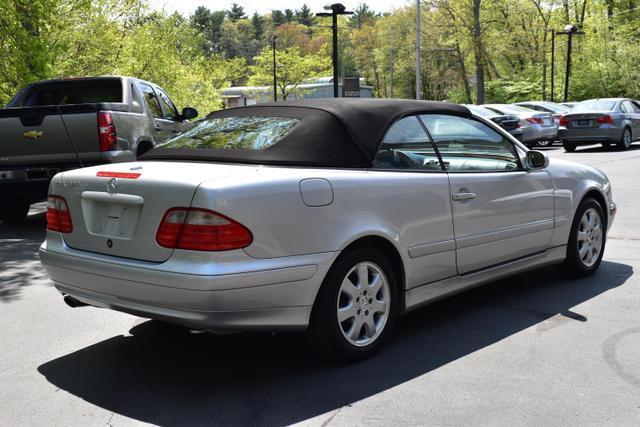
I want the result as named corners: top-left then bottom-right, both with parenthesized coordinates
top-left (0, 76), bottom-right (197, 222)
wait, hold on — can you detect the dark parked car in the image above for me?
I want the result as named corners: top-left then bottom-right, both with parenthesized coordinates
top-left (558, 98), bottom-right (640, 151)
top-left (464, 104), bottom-right (523, 141)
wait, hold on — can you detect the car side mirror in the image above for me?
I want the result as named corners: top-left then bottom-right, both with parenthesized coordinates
top-left (526, 150), bottom-right (549, 169)
top-left (180, 107), bottom-right (198, 121)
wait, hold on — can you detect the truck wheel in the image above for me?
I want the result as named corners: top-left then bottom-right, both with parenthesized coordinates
top-left (617, 127), bottom-right (632, 151)
top-left (559, 198), bottom-right (605, 277)
top-left (562, 141), bottom-right (577, 152)
top-left (306, 247), bottom-right (398, 362)
top-left (0, 197), bottom-right (30, 223)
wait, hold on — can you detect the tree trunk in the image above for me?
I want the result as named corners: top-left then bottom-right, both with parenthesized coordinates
top-left (472, 0), bottom-right (484, 104)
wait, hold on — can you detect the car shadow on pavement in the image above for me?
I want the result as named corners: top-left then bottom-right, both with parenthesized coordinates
top-left (38, 260), bottom-right (632, 426)
top-left (0, 209), bottom-right (47, 302)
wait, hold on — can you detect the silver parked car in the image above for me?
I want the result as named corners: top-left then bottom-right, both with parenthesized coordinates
top-left (515, 101), bottom-right (570, 126)
top-left (40, 99), bottom-right (616, 361)
top-left (483, 104), bottom-right (558, 148)
top-left (558, 98), bottom-right (640, 151)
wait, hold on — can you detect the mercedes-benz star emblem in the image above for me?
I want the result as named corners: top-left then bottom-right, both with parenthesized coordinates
top-left (107, 178), bottom-right (118, 194)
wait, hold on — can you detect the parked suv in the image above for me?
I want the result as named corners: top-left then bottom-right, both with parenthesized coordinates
top-left (0, 76), bottom-right (197, 222)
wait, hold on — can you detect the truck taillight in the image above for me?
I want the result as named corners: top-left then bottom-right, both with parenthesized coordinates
top-left (156, 208), bottom-right (253, 251)
top-left (97, 111), bottom-right (117, 151)
top-left (596, 115), bottom-right (614, 124)
top-left (46, 196), bottom-right (73, 233)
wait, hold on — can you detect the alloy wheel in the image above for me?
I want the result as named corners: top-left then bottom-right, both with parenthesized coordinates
top-left (577, 207), bottom-right (603, 267)
top-left (337, 261), bottom-right (391, 347)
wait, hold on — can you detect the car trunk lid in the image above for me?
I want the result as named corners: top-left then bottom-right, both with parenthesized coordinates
top-left (52, 161), bottom-right (255, 262)
top-left (561, 111), bottom-right (613, 129)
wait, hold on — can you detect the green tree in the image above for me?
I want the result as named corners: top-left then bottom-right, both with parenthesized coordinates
top-left (226, 3), bottom-right (246, 22)
top-left (349, 3), bottom-right (377, 28)
top-left (251, 12), bottom-right (265, 39)
top-left (284, 9), bottom-right (295, 22)
top-left (296, 4), bottom-right (316, 27)
top-left (249, 46), bottom-right (331, 100)
top-left (271, 10), bottom-right (286, 25)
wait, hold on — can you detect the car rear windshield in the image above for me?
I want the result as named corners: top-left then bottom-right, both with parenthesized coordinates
top-left (22, 79), bottom-right (122, 106)
top-left (466, 105), bottom-right (494, 118)
top-left (159, 116), bottom-right (300, 150)
top-left (572, 100), bottom-right (617, 112)
top-left (500, 105), bottom-right (535, 114)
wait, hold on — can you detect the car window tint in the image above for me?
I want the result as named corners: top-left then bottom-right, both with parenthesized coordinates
top-left (373, 116), bottom-right (442, 171)
top-left (420, 114), bottom-right (520, 172)
top-left (139, 83), bottom-right (163, 119)
top-left (156, 89), bottom-right (178, 119)
top-left (159, 116), bottom-right (299, 150)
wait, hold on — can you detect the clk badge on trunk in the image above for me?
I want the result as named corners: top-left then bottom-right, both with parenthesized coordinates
top-left (107, 178), bottom-right (118, 194)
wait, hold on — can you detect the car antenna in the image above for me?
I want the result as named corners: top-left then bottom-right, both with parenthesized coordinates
top-left (56, 105), bottom-right (84, 168)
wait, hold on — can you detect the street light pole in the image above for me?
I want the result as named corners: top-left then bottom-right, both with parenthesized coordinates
top-left (416, 0), bottom-right (421, 100)
top-left (550, 31), bottom-right (555, 102)
top-left (272, 35), bottom-right (278, 102)
top-left (564, 30), bottom-right (573, 103)
top-left (555, 24), bottom-right (584, 103)
top-left (316, 3), bottom-right (353, 98)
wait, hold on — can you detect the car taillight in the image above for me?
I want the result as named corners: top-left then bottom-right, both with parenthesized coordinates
top-left (559, 116), bottom-right (570, 126)
top-left (97, 111), bottom-right (117, 151)
top-left (526, 117), bottom-right (544, 125)
top-left (515, 121), bottom-right (521, 128)
top-left (156, 208), bottom-right (253, 251)
top-left (596, 115), bottom-right (614, 124)
top-left (46, 195), bottom-right (73, 233)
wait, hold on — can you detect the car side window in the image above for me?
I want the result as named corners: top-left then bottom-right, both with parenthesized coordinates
top-left (156, 88), bottom-right (178, 120)
top-left (139, 83), bottom-right (163, 119)
top-left (373, 116), bottom-right (443, 171)
top-left (621, 101), bottom-right (635, 114)
top-left (130, 83), bottom-right (143, 113)
top-left (420, 114), bottom-right (520, 172)
top-left (631, 101), bottom-right (640, 113)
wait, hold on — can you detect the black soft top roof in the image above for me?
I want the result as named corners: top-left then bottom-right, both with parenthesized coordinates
top-left (143, 98), bottom-right (471, 168)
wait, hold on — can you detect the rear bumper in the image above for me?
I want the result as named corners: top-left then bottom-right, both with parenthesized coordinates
top-left (558, 127), bottom-right (622, 144)
top-left (39, 233), bottom-right (336, 331)
top-left (0, 150), bottom-right (135, 200)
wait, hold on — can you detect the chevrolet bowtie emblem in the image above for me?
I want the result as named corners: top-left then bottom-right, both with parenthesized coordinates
top-left (23, 130), bottom-right (43, 139)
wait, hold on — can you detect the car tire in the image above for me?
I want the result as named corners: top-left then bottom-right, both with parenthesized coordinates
top-left (617, 127), bottom-right (632, 151)
top-left (559, 198), bottom-right (606, 277)
top-left (306, 247), bottom-right (398, 362)
top-left (0, 197), bottom-right (30, 223)
top-left (562, 141), bottom-right (577, 152)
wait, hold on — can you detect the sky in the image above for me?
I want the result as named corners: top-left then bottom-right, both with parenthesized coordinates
top-left (149, 0), bottom-right (413, 16)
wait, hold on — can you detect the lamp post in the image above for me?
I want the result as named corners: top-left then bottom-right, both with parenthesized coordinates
top-left (555, 24), bottom-right (585, 102)
top-left (416, 0), bottom-right (421, 100)
top-left (272, 35), bottom-right (278, 102)
top-left (316, 3), bottom-right (353, 98)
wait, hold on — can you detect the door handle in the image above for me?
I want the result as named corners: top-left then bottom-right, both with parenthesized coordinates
top-left (452, 192), bottom-right (476, 201)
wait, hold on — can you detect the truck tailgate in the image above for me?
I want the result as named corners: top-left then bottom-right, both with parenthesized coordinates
top-left (0, 105), bottom-right (100, 167)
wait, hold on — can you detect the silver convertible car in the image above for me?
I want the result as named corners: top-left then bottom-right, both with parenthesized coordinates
top-left (40, 99), bottom-right (616, 361)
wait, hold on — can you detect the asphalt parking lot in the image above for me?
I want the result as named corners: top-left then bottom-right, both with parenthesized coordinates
top-left (1, 144), bottom-right (639, 426)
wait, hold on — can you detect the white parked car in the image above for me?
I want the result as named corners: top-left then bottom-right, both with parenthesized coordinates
top-left (40, 99), bottom-right (616, 361)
